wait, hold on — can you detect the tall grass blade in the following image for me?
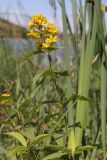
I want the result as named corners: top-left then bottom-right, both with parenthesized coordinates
top-left (75, 1), bottom-right (97, 146)
top-left (61, 0), bottom-right (74, 126)
top-left (101, 54), bottom-right (107, 159)
top-left (71, 0), bottom-right (78, 66)
top-left (95, 0), bottom-right (107, 158)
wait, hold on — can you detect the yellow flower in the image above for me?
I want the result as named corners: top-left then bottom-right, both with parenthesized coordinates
top-left (1, 93), bottom-right (10, 97)
top-left (0, 93), bottom-right (10, 105)
top-left (43, 41), bottom-right (51, 48)
top-left (28, 21), bottom-right (34, 29)
top-left (47, 35), bottom-right (57, 43)
top-left (32, 13), bottom-right (48, 27)
top-left (27, 30), bottom-right (40, 39)
top-left (45, 23), bottom-right (58, 34)
top-left (0, 100), bottom-right (9, 105)
top-left (43, 35), bottom-right (57, 48)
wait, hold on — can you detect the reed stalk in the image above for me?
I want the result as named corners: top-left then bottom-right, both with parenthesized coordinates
top-left (101, 54), bottom-right (107, 159)
top-left (75, 1), bottom-right (97, 146)
top-left (61, 0), bottom-right (74, 126)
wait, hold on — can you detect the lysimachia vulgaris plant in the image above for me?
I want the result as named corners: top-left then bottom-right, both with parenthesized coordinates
top-left (27, 13), bottom-right (61, 98)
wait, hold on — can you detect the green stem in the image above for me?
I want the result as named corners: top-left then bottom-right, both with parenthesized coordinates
top-left (48, 54), bottom-right (62, 104)
top-left (48, 55), bottom-right (58, 94)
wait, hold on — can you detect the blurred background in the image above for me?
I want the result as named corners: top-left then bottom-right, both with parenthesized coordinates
top-left (0, 0), bottom-right (107, 54)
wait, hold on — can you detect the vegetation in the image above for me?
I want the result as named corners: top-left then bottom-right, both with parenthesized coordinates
top-left (0, 0), bottom-right (107, 160)
top-left (0, 18), bottom-right (27, 38)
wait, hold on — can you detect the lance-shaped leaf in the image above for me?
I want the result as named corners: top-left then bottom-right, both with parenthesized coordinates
top-left (4, 132), bottom-right (27, 147)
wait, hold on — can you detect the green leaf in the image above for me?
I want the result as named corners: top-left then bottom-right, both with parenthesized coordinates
top-left (44, 113), bottom-right (58, 123)
top-left (68, 130), bottom-right (76, 154)
top-left (55, 70), bottom-right (69, 76)
top-left (42, 69), bottom-right (55, 77)
top-left (44, 145), bottom-right (75, 154)
top-left (4, 132), bottom-right (27, 147)
top-left (0, 120), bottom-right (12, 125)
top-left (42, 99), bottom-right (58, 104)
top-left (25, 50), bottom-right (42, 59)
top-left (29, 134), bottom-right (50, 148)
top-left (21, 127), bottom-right (35, 142)
top-left (41, 70), bottom-right (69, 78)
top-left (63, 95), bottom-right (95, 108)
top-left (68, 122), bottom-right (82, 129)
top-left (76, 145), bottom-right (94, 152)
top-left (33, 49), bottom-right (43, 54)
top-left (7, 145), bottom-right (27, 157)
top-left (42, 152), bottom-right (67, 160)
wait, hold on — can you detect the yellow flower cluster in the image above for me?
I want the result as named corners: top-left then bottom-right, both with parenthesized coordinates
top-left (0, 92), bottom-right (10, 105)
top-left (27, 30), bottom-right (40, 39)
top-left (45, 24), bottom-right (58, 35)
top-left (28, 13), bottom-right (48, 29)
top-left (43, 35), bottom-right (57, 48)
top-left (27, 13), bottom-right (58, 52)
